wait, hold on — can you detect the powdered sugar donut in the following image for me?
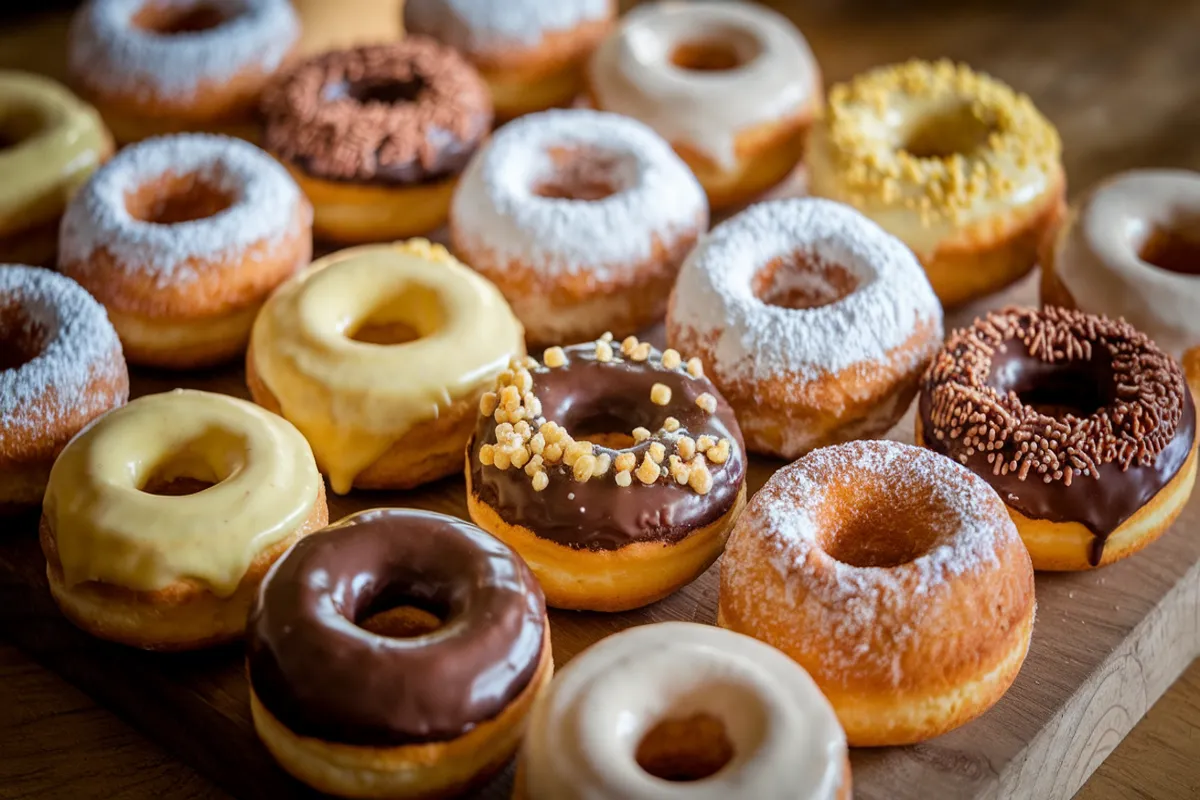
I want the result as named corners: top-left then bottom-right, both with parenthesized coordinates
top-left (718, 440), bottom-right (1036, 746)
top-left (0, 266), bottom-right (128, 513)
top-left (68, 0), bottom-right (299, 143)
top-left (59, 133), bottom-right (311, 370)
top-left (667, 198), bottom-right (942, 459)
top-left (452, 109), bottom-right (708, 344)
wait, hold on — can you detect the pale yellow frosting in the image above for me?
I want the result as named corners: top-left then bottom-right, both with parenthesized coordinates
top-left (44, 389), bottom-right (321, 597)
top-left (249, 240), bottom-right (525, 494)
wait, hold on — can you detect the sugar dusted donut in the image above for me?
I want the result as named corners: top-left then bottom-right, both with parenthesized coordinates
top-left (68, 0), bottom-right (299, 143)
top-left (719, 440), bottom-right (1036, 746)
top-left (451, 109), bottom-right (708, 344)
top-left (516, 622), bottom-right (850, 800)
top-left (405, 0), bottom-right (615, 120)
top-left (807, 60), bottom-right (1065, 306)
top-left (589, 1), bottom-right (821, 209)
top-left (1, 266), bottom-right (127, 513)
top-left (918, 306), bottom-right (1198, 570)
top-left (667, 198), bottom-right (943, 460)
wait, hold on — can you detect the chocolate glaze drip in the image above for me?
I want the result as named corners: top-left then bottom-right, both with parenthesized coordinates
top-left (246, 509), bottom-right (545, 746)
top-left (469, 344), bottom-right (747, 550)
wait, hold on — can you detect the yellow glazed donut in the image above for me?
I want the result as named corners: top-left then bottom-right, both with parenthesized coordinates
top-left (247, 240), bottom-right (525, 494)
top-left (806, 60), bottom-right (1066, 307)
top-left (0, 72), bottom-right (112, 266)
top-left (41, 389), bottom-right (328, 651)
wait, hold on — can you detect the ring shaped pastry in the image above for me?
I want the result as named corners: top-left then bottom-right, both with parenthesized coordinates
top-left (451, 109), bottom-right (708, 345)
top-left (248, 240), bottom-right (524, 494)
top-left (291, 0), bottom-right (402, 57)
top-left (806, 60), bottom-right (1065, 307)
top-left (68, 0), bottom-right (299, 143)
top-left (667, 198), bottom-right (943, 460)
top-left (918, 306), bottom-right (1198, 571)
top-left (58, 133), bottom-right (312, 369)
top-left (719, 440), bottom-right (1036, 747)
top-left (261, 41), bottom-right (492, 243)
top-left (405, 0), bottom-right (615, 121)
top-left (0, 72), bottom-right (112, 266)
top-left (0, 266), bottom-right (127, 513)
top-left (248, 509), bottom-right (552, 800)
top-left (466, 337), bottom-right (747, 612)
top-left (589, 1), bottom-right (821, 209)
top-left (41, 389), bottom-right (327, 650)
top-left (517, 622), bottom-right (850, 800)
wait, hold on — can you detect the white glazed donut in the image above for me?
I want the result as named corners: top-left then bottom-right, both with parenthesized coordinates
top-left (516, 621), bottom-right (849, 800)
top-left (451, 108), bottom-right (707, 344)
top-left (666, 198), bottom-right (943, 459)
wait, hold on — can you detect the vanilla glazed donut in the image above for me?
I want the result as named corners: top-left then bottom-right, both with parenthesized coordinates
top-left (248, 509), bottom-right (552, 800)
top-left (405, 0), bottom-right (615, 121)
top-left (806, 60), bottom-right (1065, 307)
top-left (589, 1), bottom-right (821, 209)
top-left (0, 266), bottom-right (127, 513)
top-left (917, 306), bottom-right (1198, 571)
top-left (516, 622), bottom-right (849, 800)
top-left (58, 133), bottom-right (312, 370)
top-left (0, 72), bottom-right (112, 266)
top-left (451, 109), bottom-right (708, 345)
top-left (667, 198), bottom-right (943, 460)
top-left (41, 389), bottom-right (328, 650)
top-left (68, 0), bottom-right (299, 143)
top-left (719, 440), bottom-right (1036, 747)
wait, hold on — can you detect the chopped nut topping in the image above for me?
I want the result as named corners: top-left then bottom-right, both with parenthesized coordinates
top-left (615, 470), bottom-right (633, 487)
top-left (706, 439), bottom-right (731, 465)
top-left (593, 453), bottom-right (612, 477)
top-left (595, 340), bottom-right (614, 362)
top-left (479, 392), bottom-right (497, 417)
top-left (564, 440), bottom-right (595, 467)
top-left (696, 435), bottom-right (715, 452)
top-left (573, 454), bottom-right (597, 482)
top-left (632, 427), bottom-right (651, 443)
top-left (493, 449), bottom-right (512, 470)
top-left (687, 357), bottom-right (704, 378)
top-left (696, 393), bottom-right (717, 414)
top-left (688, 460), bottom-right (713, 494)
top-left (514, 420), bottom-right (531, 439)
top-left (529, 432), bottom-right (546, 455)
top-left (661, 349), bottom-right (681, 369)
top-left (631, 342), bottom-right (651, 362)
top-left (600, 331), bottom-right (614, 342)
top-left (500, 385), bottom-right (521, 412)
top-left (676, 436), bottom-right (696, 460)
top-left (614, 452), bottom-right (637, 472)
top-left (648, 442), bottom-right (666, 463)
top-left (543, 442), bottom-right (564, 463)
top-left (668, 455), bottom-right (691, 485)
top-left (621, 335), bottom-right (639, 356)
top-left (523, 393), bottom-right (542, 418)
top-left (524, 454), bottom-right (544, 477)
top-left (532, 471), bottom-right (549, 492)
top-left (513, 369), bottom-right (533, 393)
top-left (662, 416), bottom-right (680, 432)
top-left (650, 383), bottom-right (672, 405)
top-left (479, 444), bottom-right (495, 466)
top-left (519, 355), bottom-right (539, 370)
top-left (511, 447), bottom-right (531, 470)
top-left (636, 455), bottom-right (660, 485)
top-left (543, 346), bottom-right (566, 368)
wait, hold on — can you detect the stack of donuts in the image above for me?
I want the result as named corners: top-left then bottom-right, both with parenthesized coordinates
top-left (2, 1), bottom-right (1199, 798)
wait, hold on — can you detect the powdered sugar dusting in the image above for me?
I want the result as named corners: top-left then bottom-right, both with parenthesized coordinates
top-left (404, 0), bottom-right (611, 53)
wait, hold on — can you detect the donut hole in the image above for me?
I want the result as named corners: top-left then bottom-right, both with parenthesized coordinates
top-left (1011, 362), bottom-right (1115, 420)
top-left (533, 146), bottom-right (634, 202)
top-left (125, 172), bottom-right (236, 225)
top-left (636, 712), bottom-right (735, 782)
top-left (138, 430), bottom-right (245, 497)
top-left (902, 103), bottom-right (995, 160)
top-left (132, 2), bottom-right (232, 35)
top-left (0, 302), bottom-right (49, 371)
top-left (753, 253), bottom-right (861, 310)
top-left (1139, 221), bottom-right (1200, 276)
top-left (338, 77), bottom-right (428, 106)
top-left (356, 589), bottom-right (446, 639)
top-left (669, 27), bottom-right (762, 72)
top-left (564, 409), bottom-right (655, 450)
top-left (344, 284), bottom-right (443, 346)
top-left (0, 100), bottom-right (49, 152)
top-left (820, 483), bottom-right (946, 568)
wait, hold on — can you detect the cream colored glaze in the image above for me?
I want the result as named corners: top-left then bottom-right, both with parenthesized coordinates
top-left (249, 240), bottom-right (524, 494)
top-left (43, 389), bottom-right (320, 597)
top-left (589, 1), bottom-right (819, 170)
top-left (1053, 169), bottom-right (1200, 358)
top-left (519, 622), bottom-right (847, 799)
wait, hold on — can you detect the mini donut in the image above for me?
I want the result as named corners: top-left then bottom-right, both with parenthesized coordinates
top-left (68, 0), bottom-right (299, 143)
top-left (466, 335), bottom-right (747, 612)
top-left (719, 440), bottom-right (1036, 747)
top-left (917, 306), bottom-right (1198, 571)
top-left (667, 198), bottom-right (943, 460)
top-left (451, 109), bottom-right (708, 345)
top-left (0, 266), bottom-right (127, 513)
top-left (58, 133), bottom-right (312, 370)
top-left (516, 622), bottom-right (850, 800)
top-left (247, 508), bottom-right (552, 800)
top-left (292, 0), bottom-right (402, 56)
top-left (0, 72), bottom-right (112, 266)
top-left (806, 60), bottom-right (1066, 307)
top-left (589, 1), bottom-right (821, 209)
top-left (261, 41), bottom-right (492, 243)
top-left (41, 389), bottom-right (328, 650)
top-left (248, 240), bottom-right (525, 494)
top-left (405, 0), bottom-right (615, 121)
top-left (1042, 169), bottom-right (1200, 360)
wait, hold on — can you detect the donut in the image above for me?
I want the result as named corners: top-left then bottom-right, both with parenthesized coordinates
top-left (247, 508), bottom-right (552, 800)
top-left (719, 440), bottom-right (1036, 747)
top-left (248, 240), bottom-right (524, 494)
top-left (466, 335), bottom-right (747, 612)
top-left (68, 0), bottom-right (299, 143)
top-left (451, 109), bottom-right (708, 345)
top-left (667, 198), bottom-right (943, 460)
top-left (58, 133), bottom-right (312, 370)
top-left (261, 41), bottom-right (492, 243)
top-left (40, 389), bottom-right (327, 650)
top-left (588, 1), bottom-right (821, 209)
top-left (1, 266), bottom-right (127, 513)
top-left (0, 72), bottom-right (112, 266)
top-left (917, 306), bottom-right (1198, 571)
top-left (292, 0), bottom-right (402, 56)
top-left (517, 621), bottom-right (850, 800)
top-left (806, 60), bottom-right (1066, 307)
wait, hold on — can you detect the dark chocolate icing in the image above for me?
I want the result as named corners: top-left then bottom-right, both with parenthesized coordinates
top-left (468, 344), bottom-right (747, 550)
top-left (246, 509), bottom-right (546, 746)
